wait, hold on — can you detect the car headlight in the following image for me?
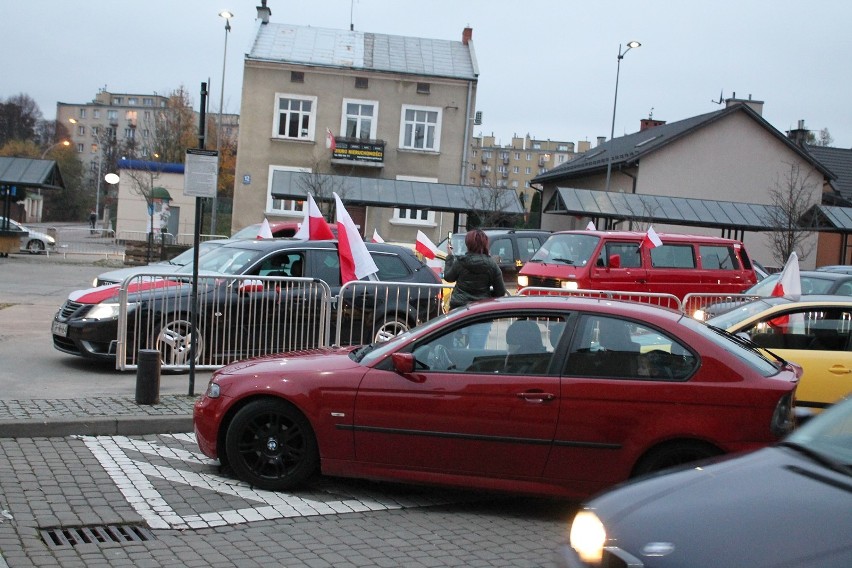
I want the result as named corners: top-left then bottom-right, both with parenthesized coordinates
top-left (205, 380), bottom-right (221, 398)
top-left (569, 510), bottom-right (607, 564)
top-left (83, 302), bottom-right (139, 321)
top-left (517, 275), bottom-right (529, 288)
top-left (560, 280), bottom-right (579, 290)
top-left (46, 236), bottom-right (56, 245)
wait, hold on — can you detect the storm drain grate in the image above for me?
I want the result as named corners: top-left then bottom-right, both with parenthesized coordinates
top-left (41, 524), bottom-right (155, 548)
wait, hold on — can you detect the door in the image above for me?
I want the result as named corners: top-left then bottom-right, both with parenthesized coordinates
top-left (589, 239), bottom-right (649, 293)
top-left (353, 314), bottom-right (565, 478)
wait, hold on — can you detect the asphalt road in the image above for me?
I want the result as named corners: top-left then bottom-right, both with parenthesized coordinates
top-left (0, 252), bottom-right (210, 400)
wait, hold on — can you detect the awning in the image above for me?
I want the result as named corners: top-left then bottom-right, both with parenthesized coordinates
top-left (270, 170), bottom-right (524, 214)
top-left (0, 157), bottom-right (66, 191)
top-left (545, 187), bottom-right (785, 231)
top-left (801, 204), bottom-right (852, 233)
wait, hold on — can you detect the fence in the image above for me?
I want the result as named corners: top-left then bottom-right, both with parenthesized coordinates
top-left (49, 226), bottom-right (125, 260)
top-left (516, 287), bottom-right (683, 312)
top-left (114, 230), bottom-right (227, 246)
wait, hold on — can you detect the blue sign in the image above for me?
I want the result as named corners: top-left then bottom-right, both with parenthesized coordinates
top-left (242, 174), bottom-right (251, 185)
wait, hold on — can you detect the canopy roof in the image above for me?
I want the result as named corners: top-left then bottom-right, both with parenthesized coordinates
top-left (0, 157), bottom-right (65, 190)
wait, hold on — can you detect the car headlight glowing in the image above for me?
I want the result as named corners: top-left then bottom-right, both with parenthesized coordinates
top-left (569, 510), bottom-right (607, 564)
top-left (692, 308), bottom-right (707, 321)
top-left (517, 275), bottom-right (529, 288)
top-left (83, 302), bottom-right (139, 321)
top-left (560, 280), bottom-right (579, 290)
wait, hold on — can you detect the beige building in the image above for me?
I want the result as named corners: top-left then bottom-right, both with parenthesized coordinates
top-left (468, 134), bottom-right (590, 215)
top-left (231, 10), bottom-right (482, 245)
top-left (532, 97), bottom-right (840, 270)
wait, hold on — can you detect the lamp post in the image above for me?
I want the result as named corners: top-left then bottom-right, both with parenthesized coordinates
top-left (211, 9), bottom-right (233, 236)
top-left (604, 41), bottom-right (641, 193)
top-left (40, 140), bottom-right (70, 159)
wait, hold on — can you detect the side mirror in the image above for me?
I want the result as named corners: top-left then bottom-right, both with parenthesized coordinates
top-left (238, 279), bottom-right (265, 294)
top-left (608, 254), bottom-right (621, 269)
top-left (392, 352), bottom-right (416, 374)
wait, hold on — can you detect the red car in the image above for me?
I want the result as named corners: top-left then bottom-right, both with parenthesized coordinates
top-left (194, 296), bottom-right (799, 498)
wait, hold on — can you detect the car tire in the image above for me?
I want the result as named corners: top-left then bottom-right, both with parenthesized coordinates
top-left (631, 441), bottom-right (722, 477)
top-left (373, 315), bottom-right (410, 343)
top-left (224, 399), bottom-right (319, 491)
top-left (154, 318), bottom-right (203, 366)
top-left (26, 240), bottom-right (45, 254)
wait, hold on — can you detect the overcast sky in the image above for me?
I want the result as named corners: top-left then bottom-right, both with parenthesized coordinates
top-left (5, 0), bottom-right (852, 148)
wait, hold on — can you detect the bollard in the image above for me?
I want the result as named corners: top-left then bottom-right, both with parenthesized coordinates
top-left (136, 349), bottom-right (161, 405)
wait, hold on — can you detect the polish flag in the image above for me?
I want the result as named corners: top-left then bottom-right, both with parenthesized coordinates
top-left (326, 128), bottom-right (336, 151)
top-left (586, 221), bottom-right (596, 231)
top-left (371, 229), bottom-right (385, 243)
top-left (293, 194), bottom-right (335, 241)
top-left (640, 226), bottom-right (663, 249)
top-left (772, 252), bottom-right (801, 300)
top-left (334, 192), bottom-right (378, 283)
top-left (415, 230), bottom-right (439, 260)
top-left (257, 218), bottom-right (273, 239)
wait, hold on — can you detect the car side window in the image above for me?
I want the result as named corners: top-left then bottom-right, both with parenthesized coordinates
top-left (490, 238), bottom-right (513, 264)
top-left (699, 245), bottom-right (739, 270)
top-left (411, 315), bottom-right (566, 375)
top-left (566, 315), bottom-right (695, 380)
top-left (603, 242), bottom-right (641, 268)
top-left (747, 309), bottom-right (852, 351)
top-left (517, 237), bottom-right (541, 263)
top-left (313, 250), bottom-right (342, 286)
top-left (651, 244), bottom-right (696, 269)
top-left (372, 253), bottom-right (410, 280)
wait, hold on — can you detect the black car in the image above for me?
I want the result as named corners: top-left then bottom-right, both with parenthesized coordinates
top-left (52, 240), bottom-right (442, 366)
top-left (558, 395), bottom-right (852, 568)
top-left (436, 229), bottom-right (551, 286)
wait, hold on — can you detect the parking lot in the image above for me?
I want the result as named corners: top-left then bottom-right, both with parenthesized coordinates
top-left (0, 251), bottom-right (576, 567)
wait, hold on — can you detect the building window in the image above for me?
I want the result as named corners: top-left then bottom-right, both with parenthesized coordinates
top-left (291, 71), bottom-right (305, 83)
top-left (113, 97), bottom-right (123, 105)
top-left (525, 167), bottom-right (531, 174)
top-left (511, 180), bottom-right (519, 188)
top-left (128, 97), bottom-right (138, 105)
top-left (513, 166), bottom-right (519, 173)
top-left (532, 142), bottom-right (541, 150)
top-left (273, 94), bottom-right (317, 140)
top-left (483, 150), bottom-right (492, 159)
top-left (267, 165), bottom-right (311, 214)
top-left (514, 152), bottom-right (520, 160)
top-left (143, 98), bottom-right (153, 106)
top-left (342, 99), bottom-right (377, 140)
top-left (93, 109), bottom-right (100, 119)
top-left (525, 181), bottom-right (530, 188)
top-left (91, 126), bottom-right (99, 137)
top-left (144, 111), bottom-right (151, 120)
top-left (558, 154), bottom-right (566, 163)
top-left (393, 176), bottom-right (437, 225)
top-left (79, 108), bottom-right (87, 119)
top-left (416, 82), bottom-right (430, 94)
top-left (355, 77), bottom-right (368, 89)
top-left (76, 143), bottom-right (84, 153)
top-left (526, 153), bottom-right (531, 160)
top-left (124, 128), bottom-right (135, 138)
top-left (399, 105), bottom-right (441, 151)
top-left (77, 125), bottom-right (85, 136)
top-left (107, 110), bottom-right (118, 121)
top-left (142, 129), bottom-right (150, 139)
top-left (90, 144), bottom-right (98, 154)
top-left (472, 150), bottom-right (477, 157)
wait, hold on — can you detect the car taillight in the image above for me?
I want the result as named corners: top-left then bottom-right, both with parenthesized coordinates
top-left (771, 392), bottom-right (795, 438)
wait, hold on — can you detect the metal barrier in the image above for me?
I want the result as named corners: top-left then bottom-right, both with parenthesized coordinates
top-left (115, 231), bottom-right (227, 246)
top-left (516, 287), bottom-right (683, 312)
top-left (334, 281), bottom-right (449, 346)
top-left (52, 227), bottom-right (124, 260)
top-left (116, 273), bottom-right (333, 371)
top-left (683, 293), bottom-right (764, 321)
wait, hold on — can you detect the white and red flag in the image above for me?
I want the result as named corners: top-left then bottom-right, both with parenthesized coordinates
top-left (256, 218), bottom-right (273, 239)
top-left (415, 230), bottom-right (439, 260)
top-left (585, 221), bottom-right (596, 231)
top-left (326, 128), bottom-right (336, 150)
top-left (293, 194), bottom-right (335, 241)
top-left (640, 225), bottom-right (663, 249)
top-left (371, 229), bottom-right (385, 243)
top-left (772, 252), bottom-right (802, 300)
top-left (334, 192), bottom-right (378, 283)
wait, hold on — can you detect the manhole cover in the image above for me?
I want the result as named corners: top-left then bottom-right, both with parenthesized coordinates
top-left (41, 524), bottom-right (154, 548)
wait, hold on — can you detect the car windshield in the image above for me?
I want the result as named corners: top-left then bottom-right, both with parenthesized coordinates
top-left (705, 297), bottom-right (793, 329)
top-left (231, 224), bottom-right (263, 239)
top-left (175, 245), bottom-right (265, 275)
top-left (167, 241), bottom-right (226, 266)
top-left (529, 234), bottom-right (599, 266)
top-left (355, 310), bottom-right (457, 365)
top-left (785, 396), bottom-right (852, 470)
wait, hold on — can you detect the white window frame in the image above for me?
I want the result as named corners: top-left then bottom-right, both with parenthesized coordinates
top-left (272, 93), bottom-right (317, 141)
top-left (267, 165), bottom-right (312, 216)
top-left (340, 98), bottom-right (378, 140)
top-left (392, 175), bottom-right (437, 226)
top-left (399, 104), bottom-right (442, 152)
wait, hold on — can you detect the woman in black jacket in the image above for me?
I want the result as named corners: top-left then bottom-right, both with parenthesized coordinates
top-left (444, 229), bottom-right (507, 310)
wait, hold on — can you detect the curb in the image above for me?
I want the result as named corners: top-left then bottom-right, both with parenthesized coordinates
top-left (0, 415), bottom-right (193, 438)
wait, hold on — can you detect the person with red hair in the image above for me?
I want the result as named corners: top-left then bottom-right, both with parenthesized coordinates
top-left (444, 228), bottom-right (507, 310)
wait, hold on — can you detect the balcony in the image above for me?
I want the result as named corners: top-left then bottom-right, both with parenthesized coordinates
top-left (330, 137), bottom-right (385, 168)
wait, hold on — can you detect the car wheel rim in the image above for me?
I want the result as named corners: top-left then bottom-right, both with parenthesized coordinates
top-left (374, 320), bottom-right (409, 343)
top-left (237, 411), bottom-right (307, 480)
top-left (156, 320), bottom-right (202, 366)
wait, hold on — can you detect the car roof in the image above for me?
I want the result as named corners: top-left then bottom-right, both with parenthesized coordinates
top-left (459, 294), bottom-right (686, 322)
top-left (216, 238), bottom-right (418, 255)
top-left (550, 230), bottom-right (744, 244)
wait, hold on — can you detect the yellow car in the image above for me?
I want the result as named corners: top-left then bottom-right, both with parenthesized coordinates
top-left (706, 296), bottom-right (852, 415)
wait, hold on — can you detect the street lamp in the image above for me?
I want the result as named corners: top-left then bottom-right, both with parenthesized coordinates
top-left (40, 140), bottom-right (70, 159)
top-left (604, 41), bottom-right (641, 193)
top-left (211, 9), bottom-right (233, 235)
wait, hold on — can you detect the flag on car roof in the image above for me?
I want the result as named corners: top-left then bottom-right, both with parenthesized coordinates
top-left (586, 221), bottom-right (596, 231)
top-left (293, 194), bottom-right (335, 241)
top-left (772, 252), bottom-right (801, 300)
top-left (257, 218), bottom-right (273, 239)
top-left (335, 192), bottom-right (378, 283)
top-left (640, 225), bottom-right (663, 249)
top-left (371, 229), bottom-right (384, 243)
top-left (415, 230), bottom-right (439, 260)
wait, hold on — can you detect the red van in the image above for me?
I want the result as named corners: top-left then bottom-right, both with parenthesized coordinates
top-left (517, 230), bottom-right (757, 300)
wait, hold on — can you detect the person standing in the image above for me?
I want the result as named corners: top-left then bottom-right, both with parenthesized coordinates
top-left (443, 228), bottom-right (507, 309)
top-left (89, 209), bottom-right (97, 232)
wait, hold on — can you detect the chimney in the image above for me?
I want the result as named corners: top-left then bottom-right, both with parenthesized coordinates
top-left (577, 140), bottom-right (591, 153)
top-left (596, 136), bottom-right (606, 147)
top-left (256, 0), bottom-right (271, 24)
top-left (725, 92), bottom-right (764, 116)
top-left (786, 119), bottom-right (810, 147)
top-left (462, 27), bottom-right (473, 45)
top-left (640, 118), bottom-right (666, 131)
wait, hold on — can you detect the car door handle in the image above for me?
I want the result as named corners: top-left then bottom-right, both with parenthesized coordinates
top-left (828, 365), bottom-right (852, 375)
top-left (516, 392), bottom-right (555, 403)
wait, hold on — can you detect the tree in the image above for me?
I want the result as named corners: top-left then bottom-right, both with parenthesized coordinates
top-left (463, 185), bottom-right (519, 228)
top-left (0, 93), bottom-right (42, 146)
top-left (297, 157), bottom-right (348, 220)
top-left (764, 162), bottom-right (819, 265)
top-left (149, 86), bottom-right (197, 163)
top-left (806, 128), bottom-right (834, 147)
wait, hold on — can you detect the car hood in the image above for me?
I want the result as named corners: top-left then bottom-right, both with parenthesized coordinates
top-left (212, 347), bottom-right (364, 391)
top-left (96, 263), bottom-right (180, 284)
top-left (68, 278), bottom-right (187, 304)
top-left (586, 447), bottom-right (852, 567)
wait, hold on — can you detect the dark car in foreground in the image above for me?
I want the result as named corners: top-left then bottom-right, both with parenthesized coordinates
top-left (558, 395), bottom-right (852, 567)
top-left (53, 240), bottom-right (441, 365)
top-left (194, 296), bottom-right (799, 498)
